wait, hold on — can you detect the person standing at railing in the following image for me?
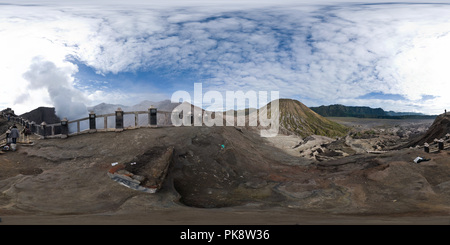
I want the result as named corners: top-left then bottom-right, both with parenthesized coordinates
top-left (22, 126), bottom-right (31, 143)
top-left (9, 125), bottom-right (20, 144)
top-left (6, 127), bottom-right (11, 144)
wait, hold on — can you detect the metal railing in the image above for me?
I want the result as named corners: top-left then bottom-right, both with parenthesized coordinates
top-left (2, 107), bottom-right (174, 140)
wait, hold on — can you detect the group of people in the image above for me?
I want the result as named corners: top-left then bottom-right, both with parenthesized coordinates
top-left (5, 125), bottom-right (20, 144)
top-left (5, 125), bottom-right (31, 144)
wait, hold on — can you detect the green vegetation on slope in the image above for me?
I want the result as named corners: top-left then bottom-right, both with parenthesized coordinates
top-left (310, 104), bottom-right (435, 119)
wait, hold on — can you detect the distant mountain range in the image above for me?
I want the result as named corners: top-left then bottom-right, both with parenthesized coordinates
top-left (310, 104), bottom-right (436, 119)
top-left (14, 99), bottom-right (436, 139)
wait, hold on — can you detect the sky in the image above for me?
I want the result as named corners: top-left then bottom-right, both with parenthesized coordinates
top-left (1, 0), bottom-right (450, 119)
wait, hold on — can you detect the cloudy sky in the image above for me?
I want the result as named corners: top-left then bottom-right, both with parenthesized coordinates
top-left (1, 0), bottom-right (449, 118)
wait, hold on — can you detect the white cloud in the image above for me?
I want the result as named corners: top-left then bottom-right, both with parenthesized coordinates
top-left (1, 1), bottom-right (450, 115)
top-left (22, 57), bottom-right (88, 119)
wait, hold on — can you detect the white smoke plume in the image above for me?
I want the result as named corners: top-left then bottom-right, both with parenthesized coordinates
top-left (22, 57), bottom-right (88, 120)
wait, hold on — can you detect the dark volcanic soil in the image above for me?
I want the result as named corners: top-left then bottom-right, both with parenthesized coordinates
top-left (1, 123), bottom-right (450, 225)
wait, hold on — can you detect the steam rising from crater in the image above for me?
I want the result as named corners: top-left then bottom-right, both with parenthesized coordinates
top-left (22, 57), bottom-right (88, 120)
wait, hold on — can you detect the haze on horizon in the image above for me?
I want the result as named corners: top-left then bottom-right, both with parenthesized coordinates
top-left (1, 0), bottom-right (449, 119)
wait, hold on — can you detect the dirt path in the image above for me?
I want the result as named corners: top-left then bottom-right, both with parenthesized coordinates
top-left (2, 204), bottom-right (450, 225)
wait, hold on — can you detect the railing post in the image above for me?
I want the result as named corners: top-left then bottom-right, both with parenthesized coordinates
top-left (41, 121), bottom-right (47, 139)
top-left (438, 139), bottom-right (444, 151)
top-left (188, 111), bottom-right (193, 126)
top-left (149, 106), bottom-right (157, 127)
top-left (61, 118), bottom-right (68, 138)
top-left (30, 121), bottom-right (36, 133)
top-left (134, 112), bottom-right (139, 128)
top-left (115, 108), bottom-right (124, 131)
top-left (89, 111), bottom-right (96, 132)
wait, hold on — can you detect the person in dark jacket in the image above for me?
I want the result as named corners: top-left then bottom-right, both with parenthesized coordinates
top-left (22, 127), bottom-right (31, 143)
top-left (9, 125), bottom-right (20, 144)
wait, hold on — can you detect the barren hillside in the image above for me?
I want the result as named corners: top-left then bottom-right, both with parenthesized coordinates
top-left (0, 123), bottom-right (449, 224)
top-left (403, 113), bottom-right (450, 148)
top-left (255, 99), bottom-right (349, 138)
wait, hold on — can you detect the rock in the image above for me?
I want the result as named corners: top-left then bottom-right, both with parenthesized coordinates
top-left (244, 179), bottom-right (267, 189)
